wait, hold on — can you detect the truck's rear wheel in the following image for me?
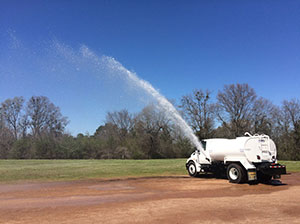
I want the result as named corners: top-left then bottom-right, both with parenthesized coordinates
top-left (187, 161), bottom-right (198, 177)
top-left (258, 172), bottom-right (272, 183)
top-left (227, 163), bottom-right (245, 183)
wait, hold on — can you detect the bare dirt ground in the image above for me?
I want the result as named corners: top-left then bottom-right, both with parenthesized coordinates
top-left (0, 173), bottom-right (300, 224)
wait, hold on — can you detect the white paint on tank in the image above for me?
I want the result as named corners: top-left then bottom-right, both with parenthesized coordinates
top-left (204, 134), bottom-right (276, 163)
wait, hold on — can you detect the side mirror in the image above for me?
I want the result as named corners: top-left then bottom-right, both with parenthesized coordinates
top-left (194, 147), bottom-right (200, 154)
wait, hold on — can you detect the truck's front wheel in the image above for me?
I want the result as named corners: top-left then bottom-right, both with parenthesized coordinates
top-left (187, 161), bottom-right (198, 177)
top-left (227, 163), bottom-right (245, 183)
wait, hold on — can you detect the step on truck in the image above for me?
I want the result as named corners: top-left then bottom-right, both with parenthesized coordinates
top-left (186, 133), bottom-right (287, 183)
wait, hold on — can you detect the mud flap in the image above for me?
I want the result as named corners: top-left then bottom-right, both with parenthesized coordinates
top-left (247, 169), bottom-right (257, 181)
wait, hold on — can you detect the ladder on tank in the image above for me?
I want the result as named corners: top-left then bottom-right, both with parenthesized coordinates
top-left (245, 132), bottom-right (272, 160)
top-left (254, 133), bottom-right (271, 160)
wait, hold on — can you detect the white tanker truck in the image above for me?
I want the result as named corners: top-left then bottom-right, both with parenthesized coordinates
top-left (186, 133), bottom-right (287, 183)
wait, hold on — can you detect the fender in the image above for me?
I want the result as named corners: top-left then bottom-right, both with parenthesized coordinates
top-left (186, 156), bottom-right (201, 172)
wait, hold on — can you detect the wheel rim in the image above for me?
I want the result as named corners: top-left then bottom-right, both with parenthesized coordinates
top-left (189, 164), bottom-right (196, 175)
top-left (229, 167), bottom-right (239, 180)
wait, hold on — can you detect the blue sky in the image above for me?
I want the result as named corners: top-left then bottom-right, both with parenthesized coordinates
top-left (1, 0), bottom-right (300, 135)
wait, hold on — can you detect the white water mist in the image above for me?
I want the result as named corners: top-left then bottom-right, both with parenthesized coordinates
top-left (78, 45), bottom-right (205, 153)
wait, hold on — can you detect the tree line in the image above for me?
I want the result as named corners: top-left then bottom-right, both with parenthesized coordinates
top-left (0, 83), bottom-right (299, 160)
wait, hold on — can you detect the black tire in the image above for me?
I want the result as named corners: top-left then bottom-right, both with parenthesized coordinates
top-left (187, 161), bottom-right (198, 177)
top-left (258, 172), bottom-right (272, 183)
top-left (226, 163), bottom-right (246, 184)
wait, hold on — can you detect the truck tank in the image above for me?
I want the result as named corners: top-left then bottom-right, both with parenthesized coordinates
top-left (204, 134), bottom-right (277, 163)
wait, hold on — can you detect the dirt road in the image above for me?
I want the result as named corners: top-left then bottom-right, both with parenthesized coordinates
top-left (0, 173), bottom-right (300, 224)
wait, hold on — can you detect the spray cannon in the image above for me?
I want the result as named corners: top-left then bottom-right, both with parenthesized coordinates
top-left (193, 143), bottom-right (211, 165)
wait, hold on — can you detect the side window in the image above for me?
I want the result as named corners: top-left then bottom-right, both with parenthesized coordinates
top-left (201, 140), bottom-right (207, 151)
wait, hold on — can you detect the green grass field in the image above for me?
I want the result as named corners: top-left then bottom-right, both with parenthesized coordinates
top-left (0, 159), bottom-right (187, 183)
top-left (280, 160), bottom-right (300, 172)
top-left (0, 159), bottom-right (299, 183)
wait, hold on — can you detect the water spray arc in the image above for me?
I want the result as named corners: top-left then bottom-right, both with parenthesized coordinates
top-left (79, 45), bottom-right (210, 162)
